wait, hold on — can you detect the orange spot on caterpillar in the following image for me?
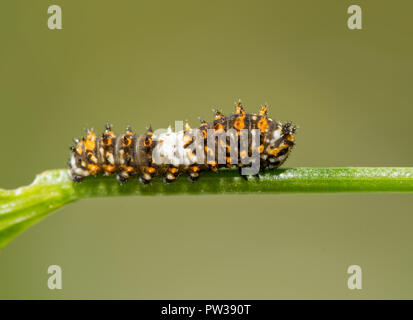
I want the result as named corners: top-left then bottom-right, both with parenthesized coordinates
top-left (85, 140), bottom-right (96, 151)
top-left (103, 164), bottom-right (116, 173)
top-left (122, 166), bottom-right (134, 173)
top-left (76, 145), bottom-right (83, 155)
top-left (234, 114), bottom-right (246, 130)
top-left (145, 166), bottom-right (156, 174)
top-left (257, 118), bottom-right (268, 133)
top-left (144, 138), bottom-right (152, 147)
top-left (87, 164), bottom-right (100, 174)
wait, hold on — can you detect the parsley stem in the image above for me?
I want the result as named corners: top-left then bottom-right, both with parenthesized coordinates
top-left (1, 167), bottom-right (412, 249)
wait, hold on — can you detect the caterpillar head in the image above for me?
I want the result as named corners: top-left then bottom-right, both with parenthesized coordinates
top-left (263, 120), bottom-right (296, 169)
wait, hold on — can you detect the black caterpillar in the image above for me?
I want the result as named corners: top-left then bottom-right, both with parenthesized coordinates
top-left (69, 102), bottom-right (296, 184)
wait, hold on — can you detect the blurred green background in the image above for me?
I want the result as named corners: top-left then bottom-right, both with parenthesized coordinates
top-left (0, 0), bottom-right (412, 299)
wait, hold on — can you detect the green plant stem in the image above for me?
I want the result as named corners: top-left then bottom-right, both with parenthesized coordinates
top-left (1, 167), bottom-right (413, 249)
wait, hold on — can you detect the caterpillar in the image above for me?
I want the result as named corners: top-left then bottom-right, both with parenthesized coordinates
top-left (68, 101), bottom-right (296, 184)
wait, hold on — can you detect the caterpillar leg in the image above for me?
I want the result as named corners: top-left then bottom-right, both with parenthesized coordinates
top-left (71, 175), bottom-right (84, 183)
top-left (139, 166), bottom-right (156, 184)
top-left (187, 165), bottom-right (201, 182)
top-left (163, 176), bottom-right (175, 184)
top-left (116, 171), bottom-right (130, 184)
top-left (187, 175), bottom-right (199, 182)
top-left (163, 167), bottom-right (180, 184)
top-left (238, 167), bottom-right (249, 181)
top-left (139, 175), bottom-right (152, 184)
